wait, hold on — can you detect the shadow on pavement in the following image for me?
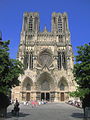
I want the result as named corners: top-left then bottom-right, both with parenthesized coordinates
top-left (71, 113), bottom-right (90, 120)
top-left (82, 118), bottom-right (90, 120)
top-left (71, 112), bottom-right (84, 118)
top-left (6, 112), bottom-right (30, 119)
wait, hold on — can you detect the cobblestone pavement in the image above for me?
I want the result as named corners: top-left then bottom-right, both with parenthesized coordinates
top-left (5, 102), bottom-right (86, 120)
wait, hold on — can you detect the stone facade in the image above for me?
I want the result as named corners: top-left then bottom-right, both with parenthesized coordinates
top-left (12, 12), bottom-right (76, 102)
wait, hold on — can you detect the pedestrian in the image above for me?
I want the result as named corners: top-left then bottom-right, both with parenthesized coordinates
top-left (82, 99), bottom-right (86, 117)
top-left (12, 98), bottom-right (20, 116)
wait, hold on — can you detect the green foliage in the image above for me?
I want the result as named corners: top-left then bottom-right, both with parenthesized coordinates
top-left (69, 88), bottom-right (90, 98)
top-left (71, 43), bottom-right (90, 98)
top-left (0, 40), bottom-right (24, 94)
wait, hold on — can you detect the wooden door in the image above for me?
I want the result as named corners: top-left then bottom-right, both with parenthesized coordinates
top-left (61, 93), bottom-right (64, 101)
top-left (26, 93), bottom-right (30, 101)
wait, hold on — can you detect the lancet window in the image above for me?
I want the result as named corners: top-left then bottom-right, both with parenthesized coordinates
top-left (24, 51), bottom-right (33, 70)
top-left (57, 51), bottom-right (62, 70)
top-left (24, 52), bottom-right (29, 69)
top-left (28, 16), bottom-right (33, 31)
top-left (57, 51), bottom-right (67, 70)
top-left (29, 51), bottom-right (33, 69)
top-left (58, 16), bottom-right (62, 32)
top-left (62, 52), bottom-right (66, 69)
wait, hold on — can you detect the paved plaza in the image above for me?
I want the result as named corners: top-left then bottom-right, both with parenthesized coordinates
top-left (5, 102), bottom-right (86, 120)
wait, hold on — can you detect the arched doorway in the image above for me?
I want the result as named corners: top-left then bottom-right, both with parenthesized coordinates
top-left (41, 80), bottom-right (50, 101)
top-left (58, 77), bottom-right (68, 101)
top-left (36, 72), bottom-right (55, 101)
top-left (22, 77), bottom-right (33, 101)
top-left (41, 92), bottom-right (50, 101)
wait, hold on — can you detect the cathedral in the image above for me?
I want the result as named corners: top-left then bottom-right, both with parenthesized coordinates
top-left (12, 12), bottom-right (76, 102)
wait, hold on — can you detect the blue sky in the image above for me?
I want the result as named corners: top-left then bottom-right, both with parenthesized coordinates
top-left (0, 0), bottom-right (90, 59)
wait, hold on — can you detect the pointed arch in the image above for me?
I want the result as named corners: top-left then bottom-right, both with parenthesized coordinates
top-left (58, 77), bottom-right (68, 91)
top-left (36, 72), bottom-right (55, 91)
top-left (22, 77), bottom-right (33, 91)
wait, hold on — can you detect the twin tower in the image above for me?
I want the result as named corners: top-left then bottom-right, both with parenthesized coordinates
top-left (22, 12), bottom-right (69, 33)
top-left (12, 12), bottom-right (76, 102)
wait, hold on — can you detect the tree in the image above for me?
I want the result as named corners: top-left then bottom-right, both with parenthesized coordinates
top-left (70, 43), bottom-right (90, 108)
top-left (0, 40), bottom-right (24, 94)
top-left (74, 43), bottom-right (90, 88)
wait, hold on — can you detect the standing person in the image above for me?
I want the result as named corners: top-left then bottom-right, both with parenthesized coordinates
top-left (12, 98), bottom-right (20, 116)
top-left (82, 98), bottom-right (86, 117)
top-left (14, 98), bottom-right (19, 108)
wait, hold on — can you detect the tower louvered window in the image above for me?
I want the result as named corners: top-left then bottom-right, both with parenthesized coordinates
top-left (58, 16), bottom-right (62, 32)
top-left (29, 16), bottom-right (33, 31)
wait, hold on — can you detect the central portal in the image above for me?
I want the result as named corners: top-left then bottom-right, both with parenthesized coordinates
top-left (37, 72), bottom-right (54, 101)
top-left (41, 92), bottom-right (50, 101)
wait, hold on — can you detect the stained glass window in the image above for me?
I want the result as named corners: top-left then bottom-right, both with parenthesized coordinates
top-left (41, 80), bottom-right (50, 91)
top-left (26, 83), bottom-right (31, 90)
top-left (39, 50), bottom-right (52, 67)
top-left (60, 83), bottom-right (65, 90)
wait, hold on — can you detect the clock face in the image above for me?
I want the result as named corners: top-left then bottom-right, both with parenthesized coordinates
top-left (39, 50), bottom-right (52, 67)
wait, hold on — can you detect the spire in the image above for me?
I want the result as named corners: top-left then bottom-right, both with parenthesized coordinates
top-left (43, 25), bottom-right (48, 32)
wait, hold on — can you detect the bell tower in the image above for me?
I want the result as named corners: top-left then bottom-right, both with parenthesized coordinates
top-left (52, 12), bottom-right (70, 44)
top-left (22, 12), bottom-right (40, 33)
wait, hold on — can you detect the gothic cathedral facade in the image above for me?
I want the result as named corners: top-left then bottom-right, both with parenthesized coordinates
top-left (12, 12), bottom-right (76, 102)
